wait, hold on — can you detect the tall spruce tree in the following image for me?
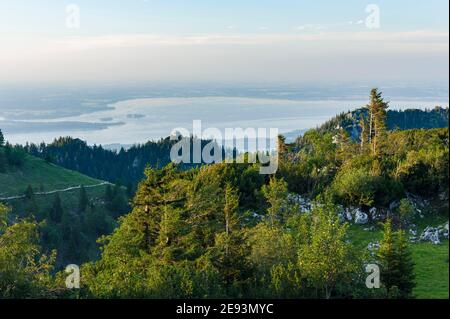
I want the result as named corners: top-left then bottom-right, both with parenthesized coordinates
top-left (378, 219), bottom-right (415, 298)
top-left (213, 183), bottom-right (249, 295)
top-left (78, 186), bottom-right (89, 213)
top-left (24, 185), bottom-right (39, 216)
top-left (368, 89), bottom-right (389, 156)
top-left (359, 115), bottom-right (369, 151)
top-left (395, 230), bottom-right (416, 297)
top-left (262, 177), bottom-right (289, 227)
top-left (49, 193), bottom-right (64, 223)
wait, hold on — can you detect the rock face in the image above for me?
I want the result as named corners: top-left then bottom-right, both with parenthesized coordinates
top-left (346, 210), bottom-right (353, 222)
top-left (420, 222), bottom-right (449, 245)
top-left (355, 210), bottom-right (369, 225)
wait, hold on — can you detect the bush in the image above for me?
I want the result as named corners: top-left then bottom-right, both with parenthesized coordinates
top-left (332, 168), bottom-right (376, 207)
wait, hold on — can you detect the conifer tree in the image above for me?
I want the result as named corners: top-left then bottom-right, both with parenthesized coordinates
top-left (223, 184), bottom-right (239, 237)
top-left (262, 177), bottom-right (289, 227)
top-left (378, 219), bottom-right (415, 298)
top-left (277, 135), bottom-right (287, 163)
top-left (213, 184), bottom-right (248, 294)
top-left (24, 185), bottom-right (39, 216)
top-left (378, 219), bottom-right (398, 295)
top-left (368, 89), bottom-right (389, 156)
top-left (78, 186), bottom-right (89, 213)
top-left (395, 230), bottom-right (416, 297)
top-left (104, 184), bottom-right (114, 210)
top-left (49, 193), bottom-right (64, 223)
top-left (359, 116), bottom-right (369, 150)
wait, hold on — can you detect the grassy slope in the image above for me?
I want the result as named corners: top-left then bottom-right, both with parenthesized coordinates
top-left (0, 154), bottom-right (116, 265)
top-left (0, 154), bottom-right (103, 197)
top-left (0, 153), bottom-right (111, 222)
top-left (348, 214), bottom-right (449, 299)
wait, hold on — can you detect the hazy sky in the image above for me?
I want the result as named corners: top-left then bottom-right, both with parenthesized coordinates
top-left (0, 0), bottom-right (449, 85)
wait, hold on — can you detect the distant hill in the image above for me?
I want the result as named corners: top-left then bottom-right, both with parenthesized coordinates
top-left (317, 106), bottom-right (449, 141)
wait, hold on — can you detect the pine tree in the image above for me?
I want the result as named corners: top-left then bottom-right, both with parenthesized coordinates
top-left (0, 129), bottom-right (4, 147)
top-left (110, 184), bottom-right (129, 217)
top-left (24, 185), bottom-right (39, 216)
top-left (262, 177), bottom-right (289, 227)
top-left (213, 184), bottom-right (248, 294)
top-left (277, 135), bottom-right (287, 162)
top-left (378, 219), bottom-right (415, 298)
top-left (395, 230), bottom-right (416, 297)
top-left (336, 128), bottom-right (352, 162)
top-left (78, 186), bottom-right (89, 213)
top-left (223, 184), bottom-right (239, 237)
top-left (104, 184), bottom-right (114, 210)
top-left (368, 89), bottom-right (389, 156)
top-left (49, 193), bottom-right (64, 223)
top-left (359, 115), bottom-right (369, 150)
top-left (378, 219), bottom-right (398, 294)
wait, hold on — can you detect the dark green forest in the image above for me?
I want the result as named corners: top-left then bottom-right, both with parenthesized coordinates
top-left (22, 137), bottom-right (225, 192)
top-left (0, 90), bottom-right (449, 299)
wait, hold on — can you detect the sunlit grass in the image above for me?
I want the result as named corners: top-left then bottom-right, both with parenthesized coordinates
top-left (348, 223), bottom-right (449, 299)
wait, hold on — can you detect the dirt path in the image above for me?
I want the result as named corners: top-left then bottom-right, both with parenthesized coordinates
top-left (0, 182), bottom-right (112, 201)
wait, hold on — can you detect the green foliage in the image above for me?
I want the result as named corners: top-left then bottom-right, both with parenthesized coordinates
top-left (397, 198), bottom-right (415, 227)
top-left (49, 194), bottom-right (64, 223)
top-left (1, 91), bottom-right (447, 299)
top-left (262, 177), bottom-right (290, 226)
top-left (0, 152), bottom-right (129, 268)
top-left (0, 204), bottom-right (56, 298)
top-left (332, 167), bottom-right (376, 207)
top-left (281, 130), bottom-right (337, 195)
top-left (23, 185), bottom-right (39, 217)
top-left (297, 202), bottom-right (360, 299)
top-left (78, 186), bottom-right (89, 213)
top-left (377, 219), bottom-right (416, 298)
top-left (4, 144), bottom-right (26, 167)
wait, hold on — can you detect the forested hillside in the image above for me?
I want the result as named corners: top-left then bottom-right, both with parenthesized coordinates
top-left (0, 140), bottom-right (131, 269)
top-left (318, 106), bottom-right (448, 141)
top-left (1, 90), bottom-right (448, 299)
top-left (22, 137), bottom-right (225, 192)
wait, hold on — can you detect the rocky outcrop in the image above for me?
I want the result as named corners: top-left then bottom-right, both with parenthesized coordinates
top-left (419, 222), bottom-right (449, 245)
top-left (287, 193), bottom-right (312, 213)
top-left (355, 210), bottom-right (369, 225)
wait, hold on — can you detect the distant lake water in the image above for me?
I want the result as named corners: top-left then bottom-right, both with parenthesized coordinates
top-left (4, 96), bottom-right (449, 146)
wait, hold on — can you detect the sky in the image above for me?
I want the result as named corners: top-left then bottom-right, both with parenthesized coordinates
top-left (0, 0), bottom-right (449, 85)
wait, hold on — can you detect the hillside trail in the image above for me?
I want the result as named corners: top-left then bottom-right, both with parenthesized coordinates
top-left (0, 182), bottom-right (112, 201)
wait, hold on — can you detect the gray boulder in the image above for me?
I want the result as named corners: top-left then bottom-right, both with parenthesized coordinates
top-left (420, 226), bottom-right (443, 245)
top-left (355, 210), bottom-right (369, 225)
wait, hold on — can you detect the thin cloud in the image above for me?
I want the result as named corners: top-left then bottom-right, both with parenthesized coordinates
top-left (49, 31), bottom-right (449, 50)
